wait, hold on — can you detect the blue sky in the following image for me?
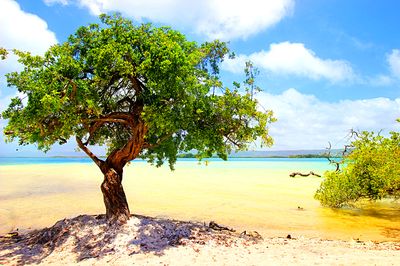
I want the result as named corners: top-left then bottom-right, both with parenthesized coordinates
top-left (0, 0), bottom-right (399, 156)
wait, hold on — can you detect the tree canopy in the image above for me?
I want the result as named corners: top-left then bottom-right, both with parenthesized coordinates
top-left (1, 14), bottom-right (275, 222)
top-left (315, 130), bottom-right (400, 208)
top-left (2, 14), bottom-right (275, 167)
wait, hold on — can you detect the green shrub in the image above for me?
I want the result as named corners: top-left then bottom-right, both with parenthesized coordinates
top-left (315, 131), bottom-right (400, 208)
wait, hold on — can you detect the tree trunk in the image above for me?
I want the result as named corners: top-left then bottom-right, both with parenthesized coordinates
top-left (101, 167), bottom-right (130, 224)
top-left (76, 117), bottom-right (147, 225)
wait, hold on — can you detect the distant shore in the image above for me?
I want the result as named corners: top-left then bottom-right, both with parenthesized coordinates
top-left (0, 148), bottom-right (344, 159)
top-left (1, 214), bottom-right (399, 266)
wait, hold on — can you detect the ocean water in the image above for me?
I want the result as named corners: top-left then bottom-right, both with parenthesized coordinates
top-left (0, 157), bottom-right (95, 165)
top-left (0, 157), bottom-right (334, 170)
top-left (0, 157), bottom-right (399, 241)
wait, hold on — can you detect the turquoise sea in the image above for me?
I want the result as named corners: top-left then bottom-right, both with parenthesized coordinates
top-left (0, 157), bottom-right (334, 171)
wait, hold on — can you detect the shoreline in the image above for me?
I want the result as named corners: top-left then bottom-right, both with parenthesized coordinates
top-left (1, 214), bottom-right (399, 266)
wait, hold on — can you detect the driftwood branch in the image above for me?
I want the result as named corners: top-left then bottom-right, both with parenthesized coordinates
top-left (349, 128), bottom-right (359, 138)
top-left (209, 221), bottom-right (235, 232)
top-left (324, 130), bottom-right (358, 172)
top-left (289, 171), bottom-right (321, 178)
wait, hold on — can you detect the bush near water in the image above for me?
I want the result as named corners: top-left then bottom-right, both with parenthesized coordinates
top-left (315, 131), bottom-right (400, 207)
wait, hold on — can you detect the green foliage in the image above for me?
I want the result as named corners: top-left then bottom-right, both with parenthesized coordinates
top-left (2, 14), bottom-right (275, 169)
top-left (315, 131), bottom-right (400, 207)
top-left (0, 47), bottom-right (8, 60)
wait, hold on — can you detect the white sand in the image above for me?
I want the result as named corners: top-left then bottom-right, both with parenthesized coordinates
top-left (1, 215), bottom-right (399, 266)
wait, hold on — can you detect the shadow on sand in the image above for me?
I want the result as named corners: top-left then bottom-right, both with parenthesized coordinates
top-left (0, 214), bottom-right (248, 265)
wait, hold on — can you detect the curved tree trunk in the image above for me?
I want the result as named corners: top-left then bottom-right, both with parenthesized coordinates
top-left (101, 167), bottom-right (130, 224)
top-left (76, 116), bottom-right (147, 225)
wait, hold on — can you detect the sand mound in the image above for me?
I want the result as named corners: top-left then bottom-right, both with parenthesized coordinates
top-left (0, 214), bottom-right (399, 265)
top-left (0, 214), bottom-right (260, 265)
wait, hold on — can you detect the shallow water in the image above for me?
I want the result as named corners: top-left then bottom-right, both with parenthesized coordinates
top-left (0, 159), bottom-right (399, 241)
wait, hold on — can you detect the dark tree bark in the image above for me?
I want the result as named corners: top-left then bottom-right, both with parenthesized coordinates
top-left (101, 166), bottom-right (130, 223)
top-left (76, 117), bottom-right (148, 224)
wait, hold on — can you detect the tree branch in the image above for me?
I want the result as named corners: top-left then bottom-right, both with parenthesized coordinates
top-left (116, 96), bottom-right (135, 109)
top-left (342, 144), bottom-right (353, 157)
top-left (76, 136), bottom-right (104, 168)
top-left (83, 120), bottom-right (103, 145)
top-left (224, 134), bottom-right (242, 149)
top-left (91, 118), bottom-right (130, 125)
top-left (142, 133), bottom-right (173, 150)
top-left (349, 128), bottom-right (359, 138)
top-left (324, 142), bottom-right (340, 172)
top-left (83, 112), bottom-right (133, 130)
top-left (101, 112), bottom-right (132, 120)
top-left (106, 119), bottom-right (148, 169)
top-left (81, 112), bottom-right (133, 145)
top-left (129, 76), bottom-right (147, 94)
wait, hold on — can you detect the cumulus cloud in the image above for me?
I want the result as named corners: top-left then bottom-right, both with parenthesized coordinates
top-left (0, 0), bottom-right (57, 119)
top-left (66, 0), bottom-right (294, 40)
top-left (366, 49), bottom-right (400, 86)
top-left (0, 0), bottom-right (57, 54)
top-left (0, 0), bottom-right (57, 81)
top-left (367, 74), bottom-right (394, 87)
top-left (194, 0), bottom-right (294, 40)
top-left (44, 0), bottom-right (69, 5)
top-left (223, 42), bottom-right (355, 82)
top-left (257, 88), bottom-right (400, 150)
top-left (388, 49), bottom-right (400, 78)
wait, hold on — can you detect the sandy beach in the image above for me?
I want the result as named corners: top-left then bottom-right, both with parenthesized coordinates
top-left (1, 162), bottom-right (399, 242)
top-left (1, 214), bottom-right (399, 266)
top-left (1, 161), bottom-right (399, 265)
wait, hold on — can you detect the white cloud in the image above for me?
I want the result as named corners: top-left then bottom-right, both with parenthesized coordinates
top-left (0, 0), bottom-right (58, 82)
top-left (73, 0), bottom-right (294, 40)
top-left (388, 49), bottom-right (400, 78)
top-left (0, 0), bottom-right (57, 54)
top-left (0, 0), bottom-right (57, 131)
top-left (367, 74), bottom-right (394, 87)
top-left (0, 92), bottom-right (12, 112)
top-left (44, 0), bottom-right (69, 5)
top-left (223, 42), bottom-right (355, 82)
top-left (77, 0), bottom-right (104, 15)
top-left (194, 0), bottom-right (294, 40)
top-left (257, 88), bottom-right (400, 150)
top-left (0, 91), bottom-right (26, 113)
top-left (366, 49), bottom-right (400, 86)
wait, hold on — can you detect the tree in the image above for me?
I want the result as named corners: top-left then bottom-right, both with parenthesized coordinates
top-left (315, 130), bottom-right (400, 208)
top-left (1, 14), bottom-right (275, 223)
